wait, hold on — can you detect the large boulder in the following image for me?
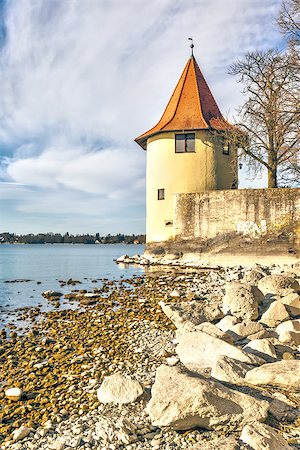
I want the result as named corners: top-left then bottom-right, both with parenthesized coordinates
top-left (278, 331), bottom-right (300, 345)
top-left (159, 301), bottom-right (223, 330)
top-left (245, 360), bottom-right (300, 390)
top-left (193, 322), bottom-right (234, 344)
top-left (243, 339), bottom-right (276, 361)
top-left (258, 275), bottom-right (300, 296)
top-left (229, 321), bottom-right (266, 340)
top-left (223, 282), bottom-right (264, 320)
top-left (241, 422), bottom-right (292, 450)
top-left (176, 330), bottom-right (264, 371)
top-left (216, 315), bottom-right (238, 332)
top-left (97, 373), bottom-right (143, 404)
top-left (146, 365), bottom-right (269, 431)
top-left (211, 356), bottom-right (254, 385)
top-left (278, 292), bottom-right (300, 317)
top-left (243, 268), bottom-right (266, 285)
top-left (276, 319), bottom-right (300, 335)
top-left (260, 301), bottom-right (290, 328)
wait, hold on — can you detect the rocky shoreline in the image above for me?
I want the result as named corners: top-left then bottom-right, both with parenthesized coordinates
top-left (0, 263), bottom-right (300, 449)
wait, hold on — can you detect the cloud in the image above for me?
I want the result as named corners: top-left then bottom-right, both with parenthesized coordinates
top-left (0, 0), bottom-right (282, 232)
top-left (6, 143), bottom-right (145, 198)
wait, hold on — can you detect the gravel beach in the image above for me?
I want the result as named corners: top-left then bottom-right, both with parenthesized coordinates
top-left (1, 264), bottom-right (300, 449)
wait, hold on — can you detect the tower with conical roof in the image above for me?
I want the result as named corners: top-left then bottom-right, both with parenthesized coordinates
top-left (135, 53), bottom-right (238, 244)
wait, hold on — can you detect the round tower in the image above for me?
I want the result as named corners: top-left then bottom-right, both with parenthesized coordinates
top-left (135, 54), bottom-right (238, 244)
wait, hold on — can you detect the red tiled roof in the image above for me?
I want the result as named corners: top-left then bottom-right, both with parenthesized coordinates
top-left (135, 56), bottom-right (234, 150)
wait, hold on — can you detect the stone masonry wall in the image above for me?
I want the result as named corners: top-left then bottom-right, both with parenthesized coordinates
top-left (172, 188), bottom-right (300, 258)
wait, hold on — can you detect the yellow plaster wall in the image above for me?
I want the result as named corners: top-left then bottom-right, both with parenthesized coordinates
top-left (146, 131), bottom-right (236, 243)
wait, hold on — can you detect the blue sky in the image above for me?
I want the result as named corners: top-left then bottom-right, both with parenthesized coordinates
top-left (0, 0), bottom-right (283, 234)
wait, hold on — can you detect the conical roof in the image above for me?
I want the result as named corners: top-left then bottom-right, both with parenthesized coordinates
top-left (135, 55), bottom-right (233, 150)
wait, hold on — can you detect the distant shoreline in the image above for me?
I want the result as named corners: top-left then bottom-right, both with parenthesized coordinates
top-left (0, 232), bottom-right (146, 245)
top-left (0, 242), bottom-right (144, 245)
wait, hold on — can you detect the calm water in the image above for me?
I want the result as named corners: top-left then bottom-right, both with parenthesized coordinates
top-left (0, 244), bottom-right (145, 324)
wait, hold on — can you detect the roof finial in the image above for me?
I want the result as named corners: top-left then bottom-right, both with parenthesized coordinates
top-left (188, 37), bottom-right (194, 57)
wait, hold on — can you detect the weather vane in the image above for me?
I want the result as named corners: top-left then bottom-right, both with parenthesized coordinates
top-left (188, 37), bottom-right (194, 57)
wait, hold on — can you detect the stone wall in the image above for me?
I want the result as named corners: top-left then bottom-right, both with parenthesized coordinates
top-left (145, 188), bottom-right (300, 264)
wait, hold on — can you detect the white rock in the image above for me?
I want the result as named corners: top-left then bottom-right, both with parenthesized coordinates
top-left (260, 301), bottom-right (290, 328)
top-left (278, 292), bottom-right (300, 317)
top-left (50, 438), bottom-right (66, 450)
top-left (42, 290), bottom-right (62, 298)
top-left (229, 321), bottom-right (265, 339)
top-left (116, 255), bottom-right (129, 263)
top-left (223, 282), bottom-right (263, 320)
top-left (165, 356), bottom-right (179, 366)
top-left (245, 360), bottom-right (300, 390)
top-left (159, 300), bottom-right (223, 330)
top-left (12, 426), bottom-right (31, 442)
top-left (216, 315), bottom-right (238, 332)
top-left (176, 329), bottom-right (264, 372)
top-left (241, 422), bottom-right (292, 450)
top-left (244, 339), bottom-right (277, 361)
top-left (97, 373), bottom-right (143, 404)
top-left (258, 274), bottom-right (300, 295)
top-left (278, 331), bottom-right (300, 345)
top-left (194, 322), bottom-right (234, 344)
top-left (211, 355), bottom-right (254, 384)
top-left (5, 387), bottom-right (22, 401)
top-left (243, 269), bottom-right (266, 285)
top-left (159, 301), bottom-right (206, 329)
top-left (146, 365), bottom-right (269, 431)
top-left (170, 289), bottom-right (181, 298)
top-left (276, 319), bottom-right (300, 334)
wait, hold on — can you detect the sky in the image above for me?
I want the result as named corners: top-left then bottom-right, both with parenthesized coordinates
top-left (0, 0), bottom-right (284, 235)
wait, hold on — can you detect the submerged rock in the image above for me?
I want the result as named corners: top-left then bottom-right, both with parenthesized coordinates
top-left (42, 290), bottom-right (63, 298)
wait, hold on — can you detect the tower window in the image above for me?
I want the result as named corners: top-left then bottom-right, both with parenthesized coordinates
top-left (175, 133), bottom-right (195, 153)
top-left (223, 140), bottom-right (230, 155)
top-left (157, 189), bottom-right (165, 200)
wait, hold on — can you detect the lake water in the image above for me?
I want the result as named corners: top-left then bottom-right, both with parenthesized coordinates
top-left (0, 244), bottom-right (145, 326)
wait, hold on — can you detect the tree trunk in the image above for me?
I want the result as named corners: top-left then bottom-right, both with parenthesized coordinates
top-left (268, 167), bottom-right (277, 188)
top-left (268, 145), bottom-right (277, 188)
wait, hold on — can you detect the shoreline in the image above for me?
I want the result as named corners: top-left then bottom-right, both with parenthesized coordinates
top-left (1, 264), bottom-right (300, 449)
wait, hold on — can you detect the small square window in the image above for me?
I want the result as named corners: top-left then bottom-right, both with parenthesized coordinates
top-left (175, 133), bottom-right (195, 153)
top-left (223, 141), bottom-right (230, 155)
top-left (158, 189), bottom-right (165, 200)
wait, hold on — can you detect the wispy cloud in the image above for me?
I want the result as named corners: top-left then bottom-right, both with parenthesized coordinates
top-left (0, 0), bottom-right (282, 233)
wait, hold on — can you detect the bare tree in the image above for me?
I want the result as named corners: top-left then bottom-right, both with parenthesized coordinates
top-left (229, 50), bottom-right (300, 188)
top-left (278, 0), bottom-right (300, 44)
